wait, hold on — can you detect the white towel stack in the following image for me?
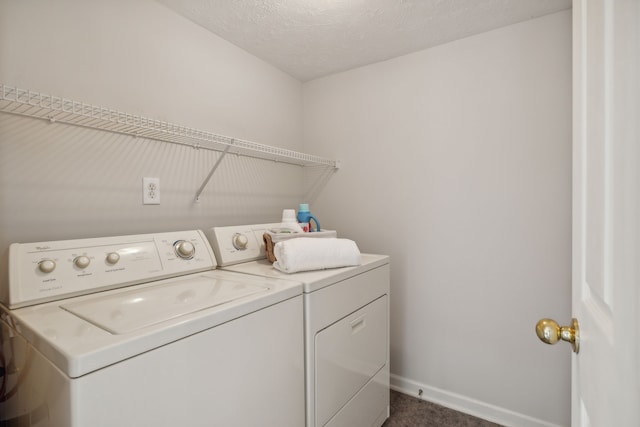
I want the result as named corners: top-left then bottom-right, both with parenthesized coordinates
top-left (273, 237), bottom-right (362, 273)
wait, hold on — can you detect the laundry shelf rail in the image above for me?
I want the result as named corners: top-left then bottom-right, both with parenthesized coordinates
top-left (0, 84), bottom-right (337, 168)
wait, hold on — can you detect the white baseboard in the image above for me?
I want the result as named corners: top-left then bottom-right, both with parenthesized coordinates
top-left (390, 374), bottom-right (566, 427)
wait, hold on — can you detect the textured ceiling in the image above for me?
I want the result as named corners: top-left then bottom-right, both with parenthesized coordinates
top-left (157, 0), bottom-right (572, 82)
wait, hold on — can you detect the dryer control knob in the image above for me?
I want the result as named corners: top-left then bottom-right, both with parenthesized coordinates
top-left (74, 256), bottom-right (91, 269)
top-left (106, 252), bottom-right (120, 265)
top-left (174, 240), bottom-right (195, 259)
top-left (232, 233), bottom-right (249, 250)
top-left (38, 259), bottom-right (56, 274)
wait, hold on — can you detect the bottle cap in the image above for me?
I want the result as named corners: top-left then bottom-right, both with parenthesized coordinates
top-left (299, 203), bottom-right (310, 212)
top-left (282, 209), bottom-right (297, 222)
top-left (277, 209), bottom-right (303, 233)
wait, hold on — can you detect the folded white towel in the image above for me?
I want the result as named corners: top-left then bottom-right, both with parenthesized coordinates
top-left (273, 237), bottom-right (362, 273)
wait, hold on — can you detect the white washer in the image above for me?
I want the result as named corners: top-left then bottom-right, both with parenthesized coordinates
top-left (207, 224), bottom-right (390, 427)
top-left (0, 230), bottom-right (304, 427)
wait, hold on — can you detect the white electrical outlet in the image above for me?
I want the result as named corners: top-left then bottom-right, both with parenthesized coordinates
top-left (143, 177), bottom-right (160, 205)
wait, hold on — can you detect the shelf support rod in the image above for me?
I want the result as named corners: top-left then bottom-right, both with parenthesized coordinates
top-left (195, 139), bottom-right (235, 201)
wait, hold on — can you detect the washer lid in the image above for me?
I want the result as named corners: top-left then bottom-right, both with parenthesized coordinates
top-left (61, 276), bottom-right (268, 334)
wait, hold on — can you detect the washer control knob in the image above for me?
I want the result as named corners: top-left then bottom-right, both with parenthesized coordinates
top-left (174, 240), bottom-right (195, 259)
top-left (74, 256), bottom-right (91, 269)
top-left (106, 252), bottom-right (120, 265)
top-left (232, 233), bottom-right (249, 250)
top-left (38, 259), bottom-right (56, 274)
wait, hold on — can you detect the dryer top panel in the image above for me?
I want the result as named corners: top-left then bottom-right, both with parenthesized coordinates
top-left (219, 253), bottom-right (389, 294)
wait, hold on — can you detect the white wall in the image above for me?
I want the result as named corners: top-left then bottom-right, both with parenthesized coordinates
top-left (0, 0), bottom-right (306, 287)
top-left (303, 11), bottom-right (572, 427)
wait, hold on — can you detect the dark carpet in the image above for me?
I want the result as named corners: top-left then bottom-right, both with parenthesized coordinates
top-left (382, 390), bottom-right (504, 427)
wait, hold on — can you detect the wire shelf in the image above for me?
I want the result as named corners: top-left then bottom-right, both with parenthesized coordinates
top-left (0, 84), bottom-right (337, 168)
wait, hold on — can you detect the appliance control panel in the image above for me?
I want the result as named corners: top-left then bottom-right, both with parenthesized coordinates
top-left (205, 224), bottom-right (279, 267)
top-left (3, 230), bottom-right (216, 309)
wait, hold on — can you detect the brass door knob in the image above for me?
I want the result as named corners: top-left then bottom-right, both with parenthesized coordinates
top-left (535, 318), bottom-right (580, 353)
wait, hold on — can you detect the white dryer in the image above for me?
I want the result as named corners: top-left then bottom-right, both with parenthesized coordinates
top-left (0, 230), bottom-right (304, 427)
top-left (207, 224), bottom-right (391, 427)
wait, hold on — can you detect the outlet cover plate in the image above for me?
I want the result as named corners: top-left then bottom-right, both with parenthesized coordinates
top-left (143, 177), bottom-right (160, 205)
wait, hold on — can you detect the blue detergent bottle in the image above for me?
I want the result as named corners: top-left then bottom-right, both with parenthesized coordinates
top-left (297, 203), bottom-right (321, 232)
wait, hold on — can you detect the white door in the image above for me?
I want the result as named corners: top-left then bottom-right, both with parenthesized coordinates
top-left (572, 0), bottom-right (639, 425)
